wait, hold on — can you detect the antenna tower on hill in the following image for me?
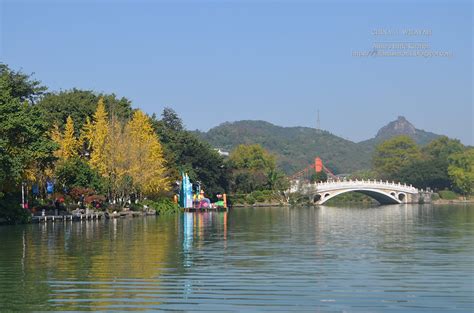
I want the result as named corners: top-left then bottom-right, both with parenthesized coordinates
top-left (316, 109), bottom-right (321, 130)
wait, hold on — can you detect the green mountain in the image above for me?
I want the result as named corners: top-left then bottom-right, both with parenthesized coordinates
top-left (196, 120), bottom-right (371, 174)
top-left (358, 116), bottom-right (440, 153)
top-left (196, 116), bottom-right (441, 175)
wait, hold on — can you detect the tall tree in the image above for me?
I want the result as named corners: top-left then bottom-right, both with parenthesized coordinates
top-left (0, 65), bottom-right (55, 193)
top-left (37, 89), bottom-right (132, 133)
top-left (60, 116), bottom-right (79, 160)
top-left (0, 64), bottom-right (46, 104)
top-left (89, 98), bottom-right (109, 176)
top-left (50, 124), bottom-right (63, 159)
top-left (78, 116), bottom-right (93, 155)
top-left (372, 135), bottom-right (422, 180)
top-left (126, 110), bottom-right (169, 196)
top-left (228, 144), bottom-right (286, 193)
top-left (105, 115), bottom-right (129, 201)
top-left (423, 136), bottom-right (464, 160)
top-left (229, 144), bottom-right (276, 171)
top-left (161, 107), bottom-right (184, 132)
top-left (153, 108), bottom-right (228, 196)
top-left (398, 158), bottom-right (451, 190)
top-left (0, 64), bottom-right (55, 222)
top-left (399, 136), bottom-right (467, 190)
top-left (448, 149), bottom-right (474, 196)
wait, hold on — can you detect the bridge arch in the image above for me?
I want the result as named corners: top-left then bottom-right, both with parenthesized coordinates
top-left (317, 188), bottom-right (402, 205)
top-left (398, 193), bottom-right (406, 201)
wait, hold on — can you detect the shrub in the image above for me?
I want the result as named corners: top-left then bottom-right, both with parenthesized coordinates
top-left (228, 194), bottom-right (246, 205)
top-left (246, 195), bottom-right (256, 205)
top-left (252, 190), bottom-right (266, 202)
top-left (438, 190), bottom-right (459, 200)
top-left (229, 190), bottom-right (284, 205)
top-left (84, 195), bottom-right (106, 204)
top-left (130, 203), bottom-right (142, 211)
top-left (69, 187), bottom-right (96, 202)
top-left (0, 193), bottom-right (32, 224)
top-left (288, 192), bottom-right (311, 206)
top-left (143, 198), bottom-right (180, 215)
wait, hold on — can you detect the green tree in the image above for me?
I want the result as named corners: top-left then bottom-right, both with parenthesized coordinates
top-left (55, 157), bottom-right (105, 193)
top-left (0, 65), bottom-right (56, 193)
top-left (37, 89), bottom-right (132, 133)
top-left (267, 168), bottom-right (289, 190)
top-left (228, 144), bottom-right (287, 193)
top-left (0, 64), bottom-right (56, 222)
top-left (229, 144), bottom-right (276, 171)
top-left (0, 64), bottom-right (46, 104)
top-left (161, 107), bottom-right (184, 132)
top-left (448, 149), bottom-right (474, 196)
top-left (310, 171), bottom-right (328, 183)
top-left (398, 158), bottom-right (451, 190)
top-left (423, 136), bottom-right (464, 160)
top-left (152, 108), bottom-right (228, 196)
top-left (232, 171), bottom-right (267, 194)
top-left (399, 136), bottom-right (466, 190)
top-left (372, 135), bottom-right (422, 180)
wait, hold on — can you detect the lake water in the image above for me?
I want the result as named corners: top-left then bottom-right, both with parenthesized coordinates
top-left (0, 204), bottom-right (473, 312)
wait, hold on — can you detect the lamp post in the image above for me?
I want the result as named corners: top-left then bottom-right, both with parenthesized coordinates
top-left (21, 182), bottom-right (25, 209)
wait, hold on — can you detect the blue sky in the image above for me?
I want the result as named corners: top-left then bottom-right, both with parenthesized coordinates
top-left (1, 0), bottom-right (472, 144)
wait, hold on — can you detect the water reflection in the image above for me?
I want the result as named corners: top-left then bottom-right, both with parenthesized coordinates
top-left (0, 205), bottom-right (472, 311)
top-left (181, 211), bottom-right (229, 260)
top-left (182, 212), bottom-right (193, 268)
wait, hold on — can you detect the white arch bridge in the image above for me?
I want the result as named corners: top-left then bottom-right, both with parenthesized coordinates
top-left (289, 180), bottom-right (432, 205)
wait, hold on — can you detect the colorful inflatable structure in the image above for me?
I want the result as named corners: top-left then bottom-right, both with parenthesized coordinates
top-left (178, 172), bottom-right (227, 211)
top-left (179, 173), bottom-right (193, 208)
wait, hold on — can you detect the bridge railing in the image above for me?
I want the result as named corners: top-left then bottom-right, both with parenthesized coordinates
top-left (291, 179), bottom-right (418, 192)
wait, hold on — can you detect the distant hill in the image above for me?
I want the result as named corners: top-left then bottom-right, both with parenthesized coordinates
top-left (196, 120), bottom-right (371, 174)
top-left (196, 116), bottom-right (441, 175)
top-left (358, 116), bottom-right (440, 152)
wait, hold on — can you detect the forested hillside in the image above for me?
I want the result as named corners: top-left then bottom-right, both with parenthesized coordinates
top-left (196, 120), bottom-right (372, 174)
top-left (197, 117), bottom-right (441, 175)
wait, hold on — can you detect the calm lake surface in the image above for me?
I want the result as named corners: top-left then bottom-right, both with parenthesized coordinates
top-left (0, 204), bottom-right (473, 312)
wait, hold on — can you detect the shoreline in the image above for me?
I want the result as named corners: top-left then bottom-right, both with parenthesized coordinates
top-left (432, 199), bottom-right (474, 204)
top-left (232, 198), bottom-right (474, 208)
top-left (232, 202), bottom-right (288, 208)
top-left (2, 198), bottom-right (472, 225)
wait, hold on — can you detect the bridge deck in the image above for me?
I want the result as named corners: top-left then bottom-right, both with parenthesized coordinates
top-left (290, 179), bottom-right (418, 194)
top-left (288, 179), bottom-right (428, 205)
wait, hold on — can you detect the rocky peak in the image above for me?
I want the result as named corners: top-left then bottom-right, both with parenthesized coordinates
top-left (376, 116), bottom-right (417, 138)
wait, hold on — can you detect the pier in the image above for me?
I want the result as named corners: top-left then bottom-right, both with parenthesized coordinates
top-left (31, 209), bottom-right (158, 223)
top-left (32, 213), bottom-right (103, 223)
top-left (182, 207), bottom-right (228, 213)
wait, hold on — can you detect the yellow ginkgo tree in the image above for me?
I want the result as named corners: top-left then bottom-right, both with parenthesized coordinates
top-left (89, 98), bottom-right (109, 177)
top-left (126, 110), bottom-right (169, 197)
top-left (104, 115), bottom-right (129, 200)
top-left (62, 116), bottom-right (79, 160)
top-left (51, 116), bottom-right (79, 161)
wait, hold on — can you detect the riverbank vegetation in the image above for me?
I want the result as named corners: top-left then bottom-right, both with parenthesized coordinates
top-left (0, 64), bottom-right (288, 223)
top-left (372, 135), bottom-right (473, 198)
